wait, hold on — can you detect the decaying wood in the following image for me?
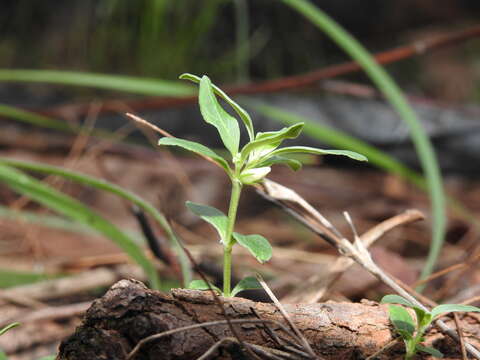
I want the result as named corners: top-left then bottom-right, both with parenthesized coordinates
top-left (56, 279), bottom-right (480, 360)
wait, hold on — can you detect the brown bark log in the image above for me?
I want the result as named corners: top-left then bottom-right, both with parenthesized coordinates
top-left (57, 279), bottom-right (478, 360)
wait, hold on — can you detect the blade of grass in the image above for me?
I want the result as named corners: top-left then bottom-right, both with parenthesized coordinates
top-left (0, 104), bottom-right (73, 132)
top-left (0, 103), bottom-right (118, 139)
top-left (0, 269), bottom-right (55, 288)
top-left (0, 163), bottom-right (160, 289)
top-left (0, 70), bottom-right (195, 97)
top-left (281, 0), bottom-right (446, 286)
top-left (0, 205), bottom-right (95, 235)
top-left (0, 158), bottom-right (191, 285)
top-left (0, 205), bottom-right (147, 243)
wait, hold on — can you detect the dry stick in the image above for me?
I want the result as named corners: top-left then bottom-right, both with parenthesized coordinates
top-left (462, 295), bottom-right (480, 306)
top-left (256, 178), bottom-right (480, 359)
top-left (453, 312), bottom-right (468, 360)
top-left (34, 24), bottom-right (480, 118)
top-left (196, 337), bottom-right (235, 360)
top-left (256, 274), bottom-right (318, 360)
top-left (199, 334), bottom-right (309, 360)
top-left (126, 318), bottom-right (301, 360)
top-left (413, 262), bottom-right (467, 288)
top-left (125, 113), bottom-right (220, 169)
top-left (246, 342), bottom-right (300, 360)
top-left (364, 338), bottom-right (401, 360)
top-left (414, 245), bottom-right (480, 289)
top-left (433, 247), bottom-right (480, 300)
top-left (446, 283), bottom-right (480, 305)
top-left (284, 208), bottom-right (424, 303)
top-left (127, 112), bottom-right (193, 192)
top-left (250, 307), bottom-right (310, 358)
top-left (0, 301), bottom-right (91, 329)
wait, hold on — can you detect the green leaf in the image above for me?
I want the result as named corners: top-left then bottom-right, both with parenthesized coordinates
top-left (241, 123), bottom-right (304, 163)
top-left (414, 308), bottom-right (432, 330)
top-left (431, 304), bottom-right (480, 319)
top-left (239, 166), bottom-right (271, 185)
top-left (188, 280), bottom-right (221, 293)
top-left (185, 201), bottom-right (228, 242)
top-left (381, 295), bottom-right (415, 308)
top-left (38, 356), bottom-right (56, 360)
top-left (267, 146), bottom-right (367, 162)
top-left (382, 295), bottom-right (429, 327)
top-left (231, 276), bottom-right (262, 297)
top-left (388, 305), bottom-right (415, 337)
top-left (415, 344), bottom-right (444, 358)
top-left (0, 350), bottom-right (7, 360)
top-left (232, 233), bottom-right (272, 263)
top-left (0, 322), bottom-right (19, 336)
top-left (0, 165), bottom-right (160, 290)
top-left (198, 75), bottom-right (240, 156)
top-left (180, 73), bottom-right (255, 141)
top-left (257, 155), bottom-right (302, 171)
top-left (158, 137), bottom-right (230, 173)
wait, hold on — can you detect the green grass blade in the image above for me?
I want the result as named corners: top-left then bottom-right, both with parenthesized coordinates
top-left (0, 158), bottom-right (191, 286)
top-left (0, 269), bottom-right (55, 288)
top-left (0, 103), bottom-right (119, 139)
top-left (0, 163), bottom-right (160, 289)
top-left (0, 322), bottom-right (20, 336)
top-left (281, 0), bottom-right (446, 284)
top-left (0, 69), bottom-right (195, 96)
top-left (0, 104), bottom-right (73, 132)
top-left (0, 205), bottom-right (95, 235)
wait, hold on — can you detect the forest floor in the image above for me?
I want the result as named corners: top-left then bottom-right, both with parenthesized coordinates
top-left (0, 125), bottom-right (479, 359)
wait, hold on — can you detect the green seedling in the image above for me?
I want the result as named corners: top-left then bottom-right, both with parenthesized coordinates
top-left (382, 294), bottom-right (480, 359)
top-left (158, 73), bottom-right (366, 296)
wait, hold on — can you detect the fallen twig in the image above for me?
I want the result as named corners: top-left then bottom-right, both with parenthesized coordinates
top-left (283, 208), bottom-right (424, 303)
top-left (256, 178), bottom-right (480, 359)
top-left (32, 25), bottom-right (480, 118)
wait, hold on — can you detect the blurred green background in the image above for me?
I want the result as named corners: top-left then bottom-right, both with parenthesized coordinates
top-left (1, 0), bottom-right (479, 94)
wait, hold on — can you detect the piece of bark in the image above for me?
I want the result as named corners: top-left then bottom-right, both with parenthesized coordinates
top-left (57, 279), bottom-right (479, 360)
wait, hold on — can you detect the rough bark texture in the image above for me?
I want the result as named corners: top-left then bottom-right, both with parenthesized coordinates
top-left (57, 279), bottom-right (478, 360)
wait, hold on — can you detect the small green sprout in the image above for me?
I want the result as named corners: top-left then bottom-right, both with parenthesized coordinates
top-left (382, 294), bottom-right (480, 359)
top-left (159, 73), bottom-right (367, 296)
